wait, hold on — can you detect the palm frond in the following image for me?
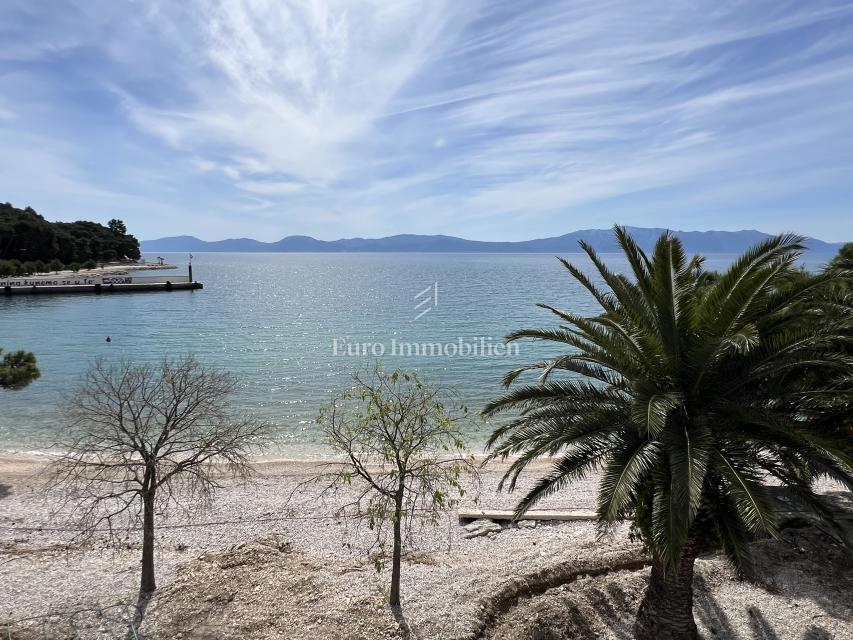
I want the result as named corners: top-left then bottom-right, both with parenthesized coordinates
top-left (482, 380), bottom-right (626, 416)
top-left (513, 446), bottom-right (612, 517)
top-left (598, 436), bottom-right (661, 522)
top-left (630, 392), bottom-right (682, 437)
top-left (714, 447), bottom-right (777, 536)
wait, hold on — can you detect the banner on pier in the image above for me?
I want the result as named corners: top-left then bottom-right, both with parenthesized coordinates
top-left (0, 275), bottom-right (187, 287)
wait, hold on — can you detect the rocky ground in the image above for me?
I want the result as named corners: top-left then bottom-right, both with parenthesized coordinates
top-left (141, 534), bottom-right (403, 640)
top-left (1, 456), bottom-right (851, 639)
top-left (482, 527), bottom-right (852, 640)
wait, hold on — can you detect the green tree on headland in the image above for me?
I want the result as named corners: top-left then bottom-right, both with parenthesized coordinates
top-left (0, 202), bottom-right (140, 267)
top-left (108, 218), bottom-right (127, 236)
top-left (484, 227), bottom-right (853, 640)
top-left (0, 347), bottom-right (40, 389)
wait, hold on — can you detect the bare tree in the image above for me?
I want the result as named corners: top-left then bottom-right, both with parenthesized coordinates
top-left (48, 356), bottom-right (269, 593)
top-left (315, 364), bottom-right (479, 607)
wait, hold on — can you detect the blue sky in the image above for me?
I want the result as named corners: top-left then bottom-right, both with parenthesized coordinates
top-left (1, 1), bottom-right (852, 242)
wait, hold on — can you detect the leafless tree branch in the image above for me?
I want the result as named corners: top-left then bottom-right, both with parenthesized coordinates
top-left (45, 355), bottom-right (270, 593)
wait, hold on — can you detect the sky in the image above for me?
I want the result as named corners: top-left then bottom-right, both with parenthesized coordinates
top-left (1, 1), bottom-right (852, 243)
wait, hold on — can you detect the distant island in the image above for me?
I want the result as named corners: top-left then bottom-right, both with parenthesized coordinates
top-left (142, 227), bottom-right (844, 254)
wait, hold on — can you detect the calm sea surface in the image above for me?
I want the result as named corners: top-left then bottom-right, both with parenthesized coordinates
top-left (0, 252), bottom-right (832, 456)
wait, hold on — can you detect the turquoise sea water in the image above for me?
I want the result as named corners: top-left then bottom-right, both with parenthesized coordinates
top-left (0, 252), bottom-right (833, 456)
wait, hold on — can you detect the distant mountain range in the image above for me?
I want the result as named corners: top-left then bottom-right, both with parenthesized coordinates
top-left (141, 227), bottom-right (844, 254)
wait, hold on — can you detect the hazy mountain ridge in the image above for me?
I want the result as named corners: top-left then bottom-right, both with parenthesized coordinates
top-left (142, 227), bottom-right (843, 253)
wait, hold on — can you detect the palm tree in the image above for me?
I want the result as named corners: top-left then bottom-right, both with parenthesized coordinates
top-left (484, 227), bottom-right (853, 639)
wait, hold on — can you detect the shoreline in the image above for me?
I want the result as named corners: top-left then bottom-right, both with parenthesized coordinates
top-left (0, 450), bottom-right (514, 477)
top-left (20, 261), bottom-right (179, 280)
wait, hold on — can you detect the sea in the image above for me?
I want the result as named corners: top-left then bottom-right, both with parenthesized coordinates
top-left (0, 251), bottom-right (834, 456)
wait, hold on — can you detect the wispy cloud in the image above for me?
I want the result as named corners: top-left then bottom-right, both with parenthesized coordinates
top-left (118, 0), bottom-right (465, 187)
top-left (237, 180), bottom-right (306, 196)
top-left (1, 0), bottom-right (852, 241)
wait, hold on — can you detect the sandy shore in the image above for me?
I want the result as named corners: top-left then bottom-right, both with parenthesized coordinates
top-left (1, 454), bottom-right (850, 639)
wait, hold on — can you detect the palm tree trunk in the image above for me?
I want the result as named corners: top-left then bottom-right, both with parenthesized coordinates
top-left (634, 538), bottom-right (699, 640)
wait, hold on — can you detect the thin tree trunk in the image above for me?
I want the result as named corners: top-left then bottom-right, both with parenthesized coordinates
top-left (389, 494), bottom-right (403, 607)
top-left (140, 489), bottom-right (157, 593)
top-left (634, 538), bottom-right (699, 640)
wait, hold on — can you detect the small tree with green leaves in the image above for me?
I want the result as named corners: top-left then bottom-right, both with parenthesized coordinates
top-left (0, 348), bottom-right (40, 389)
top-left (316, 365), bottom-right (478, 607)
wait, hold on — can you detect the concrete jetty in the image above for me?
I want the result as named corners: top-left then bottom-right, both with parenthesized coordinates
top-left (1, 274), bottom-right (203, 296)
